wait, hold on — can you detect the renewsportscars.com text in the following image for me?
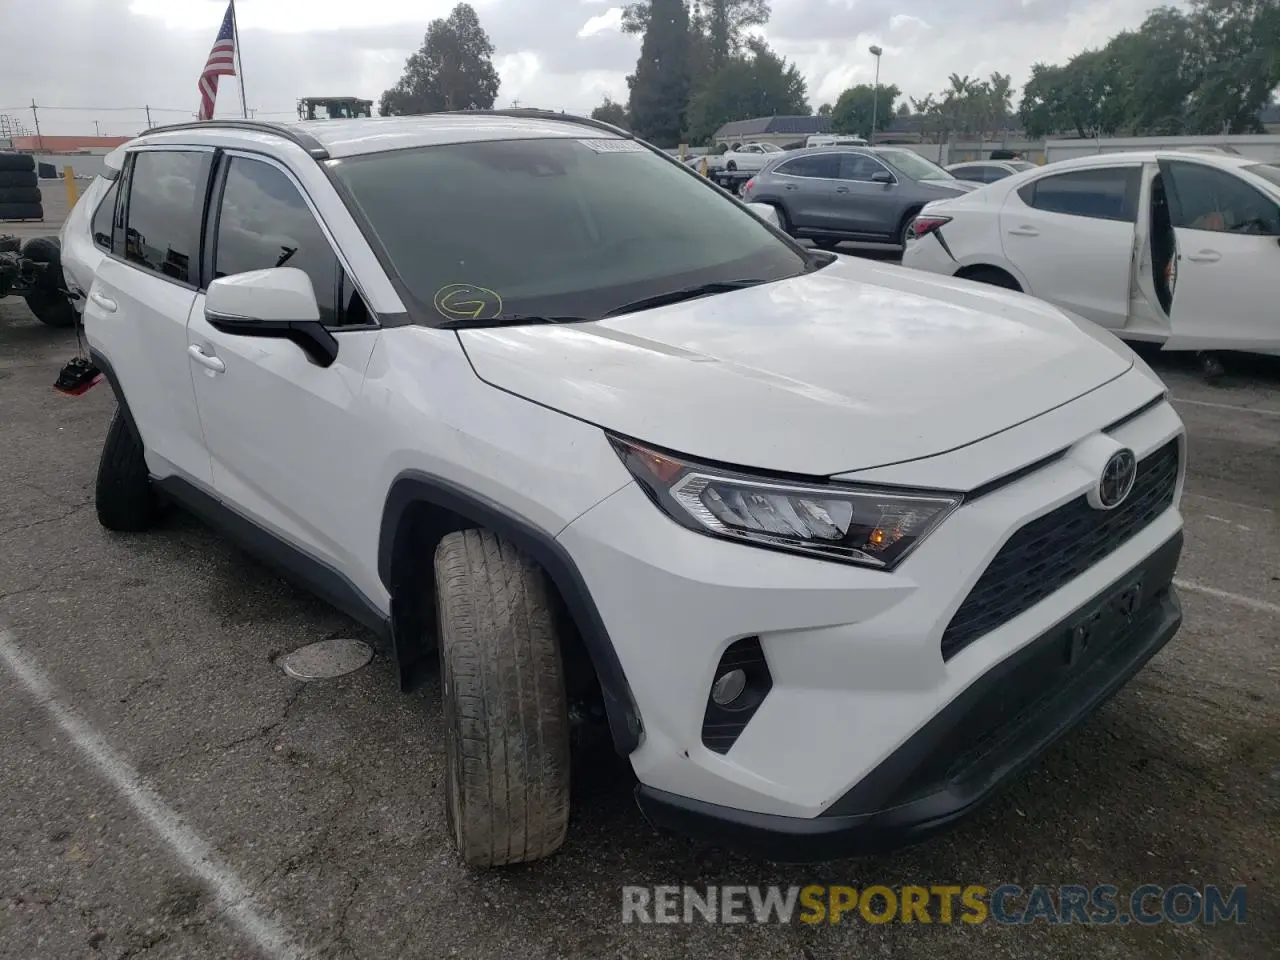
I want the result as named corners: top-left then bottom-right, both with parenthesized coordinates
top-left (621, 884), bottom-right (1248, 925)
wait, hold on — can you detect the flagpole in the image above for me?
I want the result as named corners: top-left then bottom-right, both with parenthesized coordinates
top-left (231, 0), bottom-right (248, 119)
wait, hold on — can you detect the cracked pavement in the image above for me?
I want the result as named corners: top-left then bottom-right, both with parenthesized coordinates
top-left (1, 273), bottom-right (1278, 959)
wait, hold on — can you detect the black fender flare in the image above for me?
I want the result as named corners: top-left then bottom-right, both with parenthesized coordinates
top-left (378, 471), bottom-right (643, 756)
top-left (89, 348), bottom-right (142, 441)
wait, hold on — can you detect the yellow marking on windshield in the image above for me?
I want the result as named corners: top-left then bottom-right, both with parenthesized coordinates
top-left (434, 284), bottom-right (503, 321)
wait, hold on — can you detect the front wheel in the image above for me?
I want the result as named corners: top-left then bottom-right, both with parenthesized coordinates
top-left (434, 529), bottom-right (572, 867)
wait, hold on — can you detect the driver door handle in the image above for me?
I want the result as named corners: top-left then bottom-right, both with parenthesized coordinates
top-left (1008, 226), bottom-right (1040, 237)
top-left (836, 186), bottom-right (850, 193)
top-left (1186, 250), bottom-right (1221, 263)
top-left (89, 291), bottom-right (116, 313)
top-left (187, 344), bottom-right (226, 373)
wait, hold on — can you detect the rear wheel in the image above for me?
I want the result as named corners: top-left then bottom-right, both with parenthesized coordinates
top-left (24, 291), bottom-right (76, 328)
top-left (434, 529), bottom-right (572, 867)
top-left (958, 265), bottom-right (1021, 291)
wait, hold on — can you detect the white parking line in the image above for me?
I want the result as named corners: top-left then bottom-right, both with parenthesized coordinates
top-left (1182, 492), bottom-right (1274, 514)
top-left (0, 628), bottom-right (310, 960)
top-left (1171, 397), bottom-right (1280, 418)
top-left (1173, 580), bottom-right (1280, 616)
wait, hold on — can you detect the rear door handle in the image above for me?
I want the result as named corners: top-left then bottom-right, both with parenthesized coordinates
top-left (784, 183), bottom-right (798, 190)
top-left (187, 344), bottom-right (226, 374)
top-left (1186, 250), bottom-right (1221, 263)
top-left (89, 291), bottom-right (117, 313)
top-left (836, 186), bottom-right (850, 193)
top-left (1008, 226), bottom-right (1040, 237)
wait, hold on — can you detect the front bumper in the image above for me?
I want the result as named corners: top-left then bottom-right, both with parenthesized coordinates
top-left (634, 531), bottom-right (1183, 862)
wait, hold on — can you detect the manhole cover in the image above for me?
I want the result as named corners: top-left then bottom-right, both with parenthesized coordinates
top-left (278, 637), bottom-right (373, 681)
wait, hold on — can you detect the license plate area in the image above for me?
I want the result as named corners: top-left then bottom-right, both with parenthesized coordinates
top-left (1064, 575), bottom-right (1145, 668)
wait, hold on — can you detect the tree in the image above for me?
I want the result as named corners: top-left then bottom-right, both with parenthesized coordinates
top-left (623, 0), bottom-right (770, 70)
top-left (591, 97), bottom-right (630, 129)
top-left (896, 101), bottom-right (911, 118)
top-left (817, 102), bottom-right (832, 116)
top-left (829, 83), bottom-right (900, 136)
top-left (379, 3), bottom-right (499, 115)
top-left (627, 0), bottom-right (693, 147)
top-left (684, 38), bottom-right (808, 143)
top-left (1184, 0), bottom-right (1280, 133)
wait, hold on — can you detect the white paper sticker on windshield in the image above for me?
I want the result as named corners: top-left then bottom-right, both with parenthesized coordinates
top-left (579, 138), bottom-right (647, 154)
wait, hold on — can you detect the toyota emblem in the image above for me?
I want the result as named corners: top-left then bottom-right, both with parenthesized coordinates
top-left (1097, 449), bottom-right (1137, 509)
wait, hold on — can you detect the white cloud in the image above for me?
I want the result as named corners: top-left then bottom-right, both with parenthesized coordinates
top-left (579, 8), bottom-right (624, 38)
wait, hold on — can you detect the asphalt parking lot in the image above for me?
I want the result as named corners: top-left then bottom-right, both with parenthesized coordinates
top-left (1, 207), bottom-right (1277, 958)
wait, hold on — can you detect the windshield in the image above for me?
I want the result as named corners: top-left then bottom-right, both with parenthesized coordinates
top-left (1244, 163), bottom-right (1280, 190)
top-left (875, 148), bottom-right (955, 182)
top-left (1008, 160), bottom-right (1037, 171)
top-left (759, 143), bottom-right (783, 153)
top-left (329, 137), bottom-right (808, 325)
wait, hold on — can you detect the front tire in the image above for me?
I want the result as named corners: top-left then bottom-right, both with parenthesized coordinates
top-left (95, 409), bottom-right (157, 532)
top-left (434, 529), bottom-right (572, 867)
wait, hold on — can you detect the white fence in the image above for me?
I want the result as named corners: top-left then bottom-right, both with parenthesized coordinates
top-left (1044, 134), bottom-right (1280, 163)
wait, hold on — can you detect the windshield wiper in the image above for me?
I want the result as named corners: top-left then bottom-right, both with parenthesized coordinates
top-left (603, 279), bottom-right (768, 318)
top-left (437, 314), bottom-right (591, 330)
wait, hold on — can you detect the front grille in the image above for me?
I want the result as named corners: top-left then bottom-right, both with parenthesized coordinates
top-left (940, 439), bottom-right (1180, 661)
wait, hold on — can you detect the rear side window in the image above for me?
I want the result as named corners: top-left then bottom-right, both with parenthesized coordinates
top-left (774, 154), bottom-right (839, 179)
top-left (212, 156), bottom-right (348, 325)
top-left (952, 165), bottom-right (993, 182)
top-left (92, 179), bottom-right (118, 251)
top-left (1017, 167), bottom-right (1140, 222)
top-left (122, 150), bottom-right (212, 284)
top-left (1163, 161), bottom-right (1280, 236)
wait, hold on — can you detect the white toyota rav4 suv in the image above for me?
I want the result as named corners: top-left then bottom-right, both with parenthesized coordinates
top-left (60, 111), bottom-right (1187, 867)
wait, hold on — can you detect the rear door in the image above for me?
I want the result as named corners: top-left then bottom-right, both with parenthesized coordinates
top-left (999, 163), bottom-right (1142, 329)
top-left (769, 154), bottom-right (840, 229)
top-left (1159, 158), bottom-right (1280, 352)
top-left (81, 147), bottom-right (215, 485)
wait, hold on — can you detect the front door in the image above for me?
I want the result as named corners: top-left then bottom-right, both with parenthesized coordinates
top-left (1159, 158), bottom-right (1280, 353)
top-left (832, 152), bottom-right (901, 238)
top-left (999, 163), bottom-right (1142, 330)
top-left (186, 151), bottom-right (381, 574)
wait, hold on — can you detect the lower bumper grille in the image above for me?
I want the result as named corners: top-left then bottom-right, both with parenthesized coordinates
top-left (941, 438), bottom-right (1180, 661)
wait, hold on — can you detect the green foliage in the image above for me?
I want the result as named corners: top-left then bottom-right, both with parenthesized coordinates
top-left (627, 0), bottom-right (694, 147)
top-left (684, 39), bottom-right (809, 143)
top-left (590, 97), bottom-right (630, 129)
top-left (1017, 0), bottom-right (1280, 136)
top-left (829, 84), bottom-right (900, 136)
top-left (379, 3), bottom-right (499, 115)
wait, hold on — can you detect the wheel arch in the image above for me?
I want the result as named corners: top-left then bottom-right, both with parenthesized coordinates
top-left (954, 262), bottom-right (1025, 291)
top-left (378, 470), bottom-right (643, 756)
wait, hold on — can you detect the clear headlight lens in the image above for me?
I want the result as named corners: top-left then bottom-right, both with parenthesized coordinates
top-left (610, 436), bottom-right (962, 570)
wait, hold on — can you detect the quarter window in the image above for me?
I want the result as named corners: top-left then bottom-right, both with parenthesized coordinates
top-left (1017, 167), bottom-right (1140, 222)
top-left (1163, 161), bottom-right (1280, 236)
top-left (123, 150), bottom-right (211, 284)
top-left (213, 156), bottom-right (366, 326)
top-left (92, 179), bottom-right (118, 251)
top-left (774, 154), bottom-right (839, 179)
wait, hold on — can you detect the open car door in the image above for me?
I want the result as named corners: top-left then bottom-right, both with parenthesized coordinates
top-left (1160, 158), bottom-right (1280, 354)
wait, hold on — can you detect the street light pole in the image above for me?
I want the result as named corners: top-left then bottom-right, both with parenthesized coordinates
top-left (869, 45), bottom-right (883, 142)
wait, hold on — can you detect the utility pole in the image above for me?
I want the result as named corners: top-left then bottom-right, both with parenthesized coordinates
top-left (30, 99), bottom-right (43, 150)
top-left (94, 120), bottom-right (100, 137)
top-left (145, 105), bottom-right (153, 129)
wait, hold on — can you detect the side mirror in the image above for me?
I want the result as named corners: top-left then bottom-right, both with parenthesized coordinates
top-left (744, 202), bottom-right (781, 228)
top-left (871, 171), bottom-right (894, 184)
top-left (204, 267), bottom-right (338, 367)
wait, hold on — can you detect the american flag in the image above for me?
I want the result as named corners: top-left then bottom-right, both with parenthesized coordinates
top-left (197, 1), bottom-right (237, 121)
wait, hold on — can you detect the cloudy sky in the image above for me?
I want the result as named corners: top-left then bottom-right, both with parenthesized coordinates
top-left (1, 0), bottom-right (1174, 137)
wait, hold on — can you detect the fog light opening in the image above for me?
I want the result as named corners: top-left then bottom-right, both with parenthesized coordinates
top-left (711, 668), bottom-right (748, 707)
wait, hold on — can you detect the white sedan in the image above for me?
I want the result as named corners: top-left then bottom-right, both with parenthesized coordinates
top-left (902, 150), bottom-right (1280, 356)
top-left (720, 141), bottom-right (785, 172)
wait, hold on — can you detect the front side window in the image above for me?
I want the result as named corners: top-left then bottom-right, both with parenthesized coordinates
top-left (876, 149), bottom-right (954, 183)
top-left (329, 137), bottom-right (810, 325)
top-left (123, 150), bottom-right (211, 284)
top-left (1164, 161), bottom-right (1280, 236)
top-left (92, 178), bottom-right (118, 251)
top-left (213, 156), bottom-right (350, 324)
top-left (838, 153), bottom-right (891, 182)
top-left (1018, 167), bottom-right (1140, 223)
top-left (775, 154), bottom-right (839, 179)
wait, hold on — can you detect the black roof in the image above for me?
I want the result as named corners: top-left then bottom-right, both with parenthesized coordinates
top-left (715, 115), bottom-right (830, 138)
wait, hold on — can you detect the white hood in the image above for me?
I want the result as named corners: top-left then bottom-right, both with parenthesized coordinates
top-left (458, 258), bottom-right (1132, 476)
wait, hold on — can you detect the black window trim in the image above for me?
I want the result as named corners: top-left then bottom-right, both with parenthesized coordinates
top-left (1017, 162), bottom-right (1143, 224)
top-left (773, 151), bottom-right (843, 182)
top-left (91, 176), bottom-right (120, 253)
top-left (107, 144), bottom-right (215, 293)
top-left (1158, 157), bottom-right (1280, 236)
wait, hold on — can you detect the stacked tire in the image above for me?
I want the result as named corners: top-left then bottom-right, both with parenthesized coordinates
top-left (0, 152), bottom-right (43, 222)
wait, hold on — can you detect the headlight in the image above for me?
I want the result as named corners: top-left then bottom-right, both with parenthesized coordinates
top-left (609, 436), bottom-right (962, 570)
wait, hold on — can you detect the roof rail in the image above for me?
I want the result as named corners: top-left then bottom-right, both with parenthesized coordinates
top-left (130, 118), bottom-right (331, 160)
top-left (435, 108), bottom-right (635, 141)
